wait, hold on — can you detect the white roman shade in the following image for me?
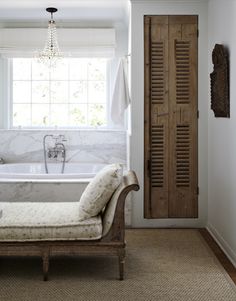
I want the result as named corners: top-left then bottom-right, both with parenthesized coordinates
top-left (0, 28), bottom-right (116, 57)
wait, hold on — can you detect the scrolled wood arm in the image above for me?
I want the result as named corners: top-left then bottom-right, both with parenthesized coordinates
top-left (102, 171), bottom-right (140, 242)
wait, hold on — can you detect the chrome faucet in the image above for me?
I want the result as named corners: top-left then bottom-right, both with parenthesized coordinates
top-left (0, 158), bottom-right (4, 164)
top-left (47, 135), bottom-right (66, 158)
top-left (43, 135), bottom-right (67, 174)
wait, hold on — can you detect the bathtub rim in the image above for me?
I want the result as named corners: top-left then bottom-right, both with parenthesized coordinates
top-left (0, 162), bottom-right (108, 183)
top-left (0, 178), bottom-right (92, 184)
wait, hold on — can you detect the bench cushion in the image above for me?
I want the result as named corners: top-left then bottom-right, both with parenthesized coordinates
top-left (0, 202), bottom-right (102, 242)
top-left (78, 163), bottom-right (122, 221)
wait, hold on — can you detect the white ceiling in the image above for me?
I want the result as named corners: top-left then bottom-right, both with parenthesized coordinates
top-left (0, 0), bottom-right (129, 24)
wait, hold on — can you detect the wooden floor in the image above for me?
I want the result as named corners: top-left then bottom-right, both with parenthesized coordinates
top-left (199, 229), bottom-right (236, 285)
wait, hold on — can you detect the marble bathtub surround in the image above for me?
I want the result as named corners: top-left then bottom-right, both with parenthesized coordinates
top-left (0, 129), bottom-right (130, 224)
top-left (0, 130), bottom-right (126, 164)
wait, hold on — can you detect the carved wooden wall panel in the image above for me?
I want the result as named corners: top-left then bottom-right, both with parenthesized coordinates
top-left (210, 44), bottom-right (230, 118)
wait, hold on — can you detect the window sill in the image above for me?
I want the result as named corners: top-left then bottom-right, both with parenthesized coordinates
top-left (0, 127), bottom-right (127, 133)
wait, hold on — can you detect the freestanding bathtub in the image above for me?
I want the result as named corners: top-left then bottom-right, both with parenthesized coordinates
top-left (0, 163), bottom-right (107, 203)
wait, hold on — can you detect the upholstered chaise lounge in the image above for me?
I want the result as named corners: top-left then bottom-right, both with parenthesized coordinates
top-left (0, 167), bottom-right (139, 281)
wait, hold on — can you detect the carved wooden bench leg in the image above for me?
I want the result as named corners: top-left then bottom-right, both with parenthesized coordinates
top-left (118, 249), bottom-right (125, 280)
top-left (42, 249), bottom-right (50, 281)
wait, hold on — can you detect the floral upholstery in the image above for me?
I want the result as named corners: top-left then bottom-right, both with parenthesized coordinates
top-left (0, 165), bottom-right (126, 242)
top-left (0, 202), bottom-right (102, 241)
top-left (102, 183), bottom-right (123, 237)
top-left (78, 163), bottom-right (123, 221)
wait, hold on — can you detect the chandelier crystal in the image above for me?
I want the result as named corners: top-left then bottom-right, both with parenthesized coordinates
top-left (38, 7), bottom-right (63, 68)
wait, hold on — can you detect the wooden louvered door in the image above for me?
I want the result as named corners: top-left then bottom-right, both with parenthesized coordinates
top-left (144, 15), bottom-right (198, 218)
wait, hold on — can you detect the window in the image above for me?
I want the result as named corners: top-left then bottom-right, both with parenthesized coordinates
top-left (11, 58), bottom-right (108, 128)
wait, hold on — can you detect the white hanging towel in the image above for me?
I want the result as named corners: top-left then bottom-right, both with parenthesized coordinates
top-left (111, 58), bottom-right (130, 125)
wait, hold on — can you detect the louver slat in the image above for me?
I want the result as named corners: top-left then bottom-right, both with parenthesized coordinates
top-left (176, 41), bottom-right (191, 104)
top-left (151, 125), bottom-right (164, 188)
top-left (151, 42), bottom-right (165, 104)
top-left (176, 125), bottom-right (190, 187)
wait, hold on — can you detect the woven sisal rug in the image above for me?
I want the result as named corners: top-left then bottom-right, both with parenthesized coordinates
top-left (0, 229), bottom-right (236, 301)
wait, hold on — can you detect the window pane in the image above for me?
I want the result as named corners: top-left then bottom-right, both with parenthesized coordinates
top-left (88, 104), bottom-right (106, 126)
top-left (69, 81), bottom-right (87, 103)
top-left (32, 81), bottom-right (49, 103)
top-left (88, 81), bottom-right (106, 103)
top-left (32, 104), bottom-right (49, 126)
top-left (69, 104), bottom-right (87, 126)
top-left (13, 81), bottom-right (31, 103)
top-left (32, 59), bottom-right (49, 80)
top-left (51, 81), bottom-right (68, 103)
top-left (13, 104), bottom-right (31, 127)
top-left (51, 104), bottom-right (68, 126)
top-left (69, 59), bottom-right (88, 80)
top-left (88, 59), bottom-right (106, 80)
top-left (13, 58), bottom-right (31, 80)
top-left (50, 59), bottom-right (68, 80)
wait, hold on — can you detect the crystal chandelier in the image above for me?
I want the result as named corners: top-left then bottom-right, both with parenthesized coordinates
top-left (38, 7), bottom-right (63, 68)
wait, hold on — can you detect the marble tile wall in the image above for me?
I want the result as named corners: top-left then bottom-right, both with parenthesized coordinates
top-left (0, 130), bottom-right (127, 164)
top-left (0, 129), bottom-right (132, 225)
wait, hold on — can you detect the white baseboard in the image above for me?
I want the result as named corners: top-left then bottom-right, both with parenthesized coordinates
top-left (207, 223), bottom-right (236, 268)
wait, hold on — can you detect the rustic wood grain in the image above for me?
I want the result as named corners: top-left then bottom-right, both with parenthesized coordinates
top-left (210, 44), bottom-right (230, 118)
top-left (168, 16), bottom-right (198, 218)
top-left (144, 15), bottom-right (198, 219)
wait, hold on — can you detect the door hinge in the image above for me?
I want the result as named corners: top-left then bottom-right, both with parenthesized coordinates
top-left (197, 29), bottom-right (199, 38)
top-left (197, 186), bottom-right (199, 195)
top-left (197, 110), bottom-right (199, 119)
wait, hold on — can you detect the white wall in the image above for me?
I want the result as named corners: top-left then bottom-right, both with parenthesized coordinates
top-left (130, 0), bottom-right (209, 227)
top-left (208, 0), bottom-right (236, 266)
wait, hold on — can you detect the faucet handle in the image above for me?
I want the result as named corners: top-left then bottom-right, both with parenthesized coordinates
top-left (52, 135), bottom-right (59, 142)
top-left (52, 134), bottom-right (67, 142)
top-left (59, 134), bottom-right (67, 142)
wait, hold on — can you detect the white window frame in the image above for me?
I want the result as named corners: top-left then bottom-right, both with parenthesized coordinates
top-left (1, 58), bottom-right (11, 129)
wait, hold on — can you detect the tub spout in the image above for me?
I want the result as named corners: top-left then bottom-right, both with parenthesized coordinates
top-left (0, 158), bottom-right (5, 164)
